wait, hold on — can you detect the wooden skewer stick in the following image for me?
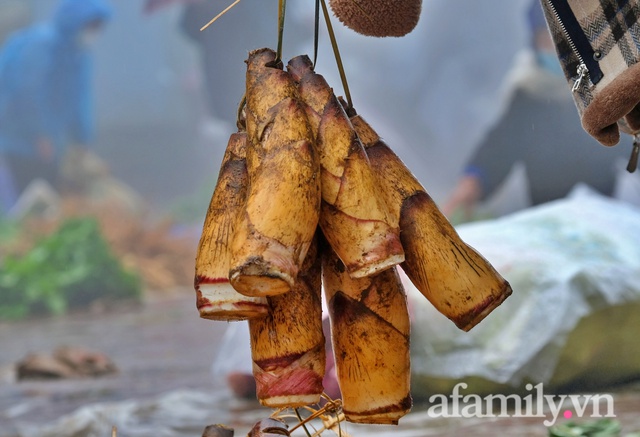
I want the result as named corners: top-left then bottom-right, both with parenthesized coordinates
top-left (200, 0), bottom-right (241, 31)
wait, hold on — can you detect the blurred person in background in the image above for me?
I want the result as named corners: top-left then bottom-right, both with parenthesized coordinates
top-left (0, 0), bottom-right (32, 214)
top-left (0, 0), bottom-right (112, 213)
top-left (144, 0), bottom-right (277, 177)
top-left (442, 0), bottom-right (630, 221)
top-left (177, 0), bottom-right (275, 127)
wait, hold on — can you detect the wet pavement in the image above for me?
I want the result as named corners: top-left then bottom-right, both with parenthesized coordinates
top-left (0, 293), bottom-right (225, 434)
top-left (0, 295), bottom-right (638, 436)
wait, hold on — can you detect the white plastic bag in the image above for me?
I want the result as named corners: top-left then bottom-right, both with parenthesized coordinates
top-left (410, 189), bottom-right (640, 396)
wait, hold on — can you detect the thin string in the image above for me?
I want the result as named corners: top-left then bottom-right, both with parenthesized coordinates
top-left (275, 0), bottom-right (287, 64)
top-left (319, 0), bottom-right (353, 110)
top-left (313, 0), bottom-right (320, 67)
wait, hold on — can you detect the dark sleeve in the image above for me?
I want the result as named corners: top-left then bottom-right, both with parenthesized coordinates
top-left (521, 97), bottom-right (630, 203)
top-left (180, 3), bottom-right (208, 43)
top-left (471, 84), bottom-right (629, 204)
top-left (465, 91), bottom-right (528, 199)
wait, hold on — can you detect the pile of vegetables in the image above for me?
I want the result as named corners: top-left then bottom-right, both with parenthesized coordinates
top-left (0, 217), bottom-right (141, 320)
top-left (194, 48), bottom-right (512, 426)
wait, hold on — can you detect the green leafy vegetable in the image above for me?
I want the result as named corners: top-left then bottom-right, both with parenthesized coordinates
top-left (0, 217), bottom-right (141, 320)
top-left (549, 419), bottom-right (622, 437)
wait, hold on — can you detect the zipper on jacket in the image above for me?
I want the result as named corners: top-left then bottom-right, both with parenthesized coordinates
top-left (546, 0), bottom-right (603, 91)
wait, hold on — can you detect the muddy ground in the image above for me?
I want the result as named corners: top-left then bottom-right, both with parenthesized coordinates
top-left (0, 295), bottom-right (638, 436)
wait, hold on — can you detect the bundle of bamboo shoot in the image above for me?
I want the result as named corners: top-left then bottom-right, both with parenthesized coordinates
top-left (249, 237), bottom-right (325, 407)
top-left (287, 55), bottom-right (404, 279)
top-left (195, 131), bottom-right (269, 321)
top-left (194, 47), bottom-right (511, 426)
top-left (349, 112), bottom-right (512, 331)
top-left (229, 48), bottom-right (321, 298)
top-left (322, 245), bottom-right (411, 424)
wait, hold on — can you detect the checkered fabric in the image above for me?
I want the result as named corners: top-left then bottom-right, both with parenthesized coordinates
top-left (541, 0), bottom-right (640, 113)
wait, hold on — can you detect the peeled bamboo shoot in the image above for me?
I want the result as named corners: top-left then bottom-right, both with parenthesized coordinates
top-left (248, 418), bottom-right (290, 437)
top-left (322, 246), bottom-right (411, 425)
top-left (249, 238), bottom-right (325, 407)
top-left (230, 49), bottom-right (321, 297)
top-left (287, 55), bottom-right (403, 278)
top-left (350, 113), bottom-right (512, 331)
top-left (195, 132), bottom-right (268, 321)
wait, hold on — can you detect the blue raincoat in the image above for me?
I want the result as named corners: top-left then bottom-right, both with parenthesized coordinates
top-left (0, 0), bottom-right (112, 161)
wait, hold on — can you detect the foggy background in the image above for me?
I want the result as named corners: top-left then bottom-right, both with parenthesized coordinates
top-left (3, 0), bottom-right (531, 215)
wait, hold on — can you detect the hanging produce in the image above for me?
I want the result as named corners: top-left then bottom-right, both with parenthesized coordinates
top-left (249, 237), bottom-right (325, 408)
top-left (193, 0), bottom-right (511, 429)
top-left (350, 113), bottom-right (512, 331)
top-left (229, 48), bottom-right (321, 298)
top-left (195, 131), bottom-right (269, 321)
top-left (287, 55), bottom-right (404, 279)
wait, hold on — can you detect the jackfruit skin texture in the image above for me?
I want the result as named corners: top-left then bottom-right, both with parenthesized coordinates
top-left (329, 0), bottom-right (422, 37)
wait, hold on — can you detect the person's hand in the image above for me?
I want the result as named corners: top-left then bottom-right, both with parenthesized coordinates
top-left (36, 137), bottom-right (54, 163)
top-left (442, 175), bottom-right (483, 221)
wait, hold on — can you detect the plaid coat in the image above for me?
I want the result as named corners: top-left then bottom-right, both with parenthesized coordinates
top-left (541, 0), bottom-right (640, 148)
